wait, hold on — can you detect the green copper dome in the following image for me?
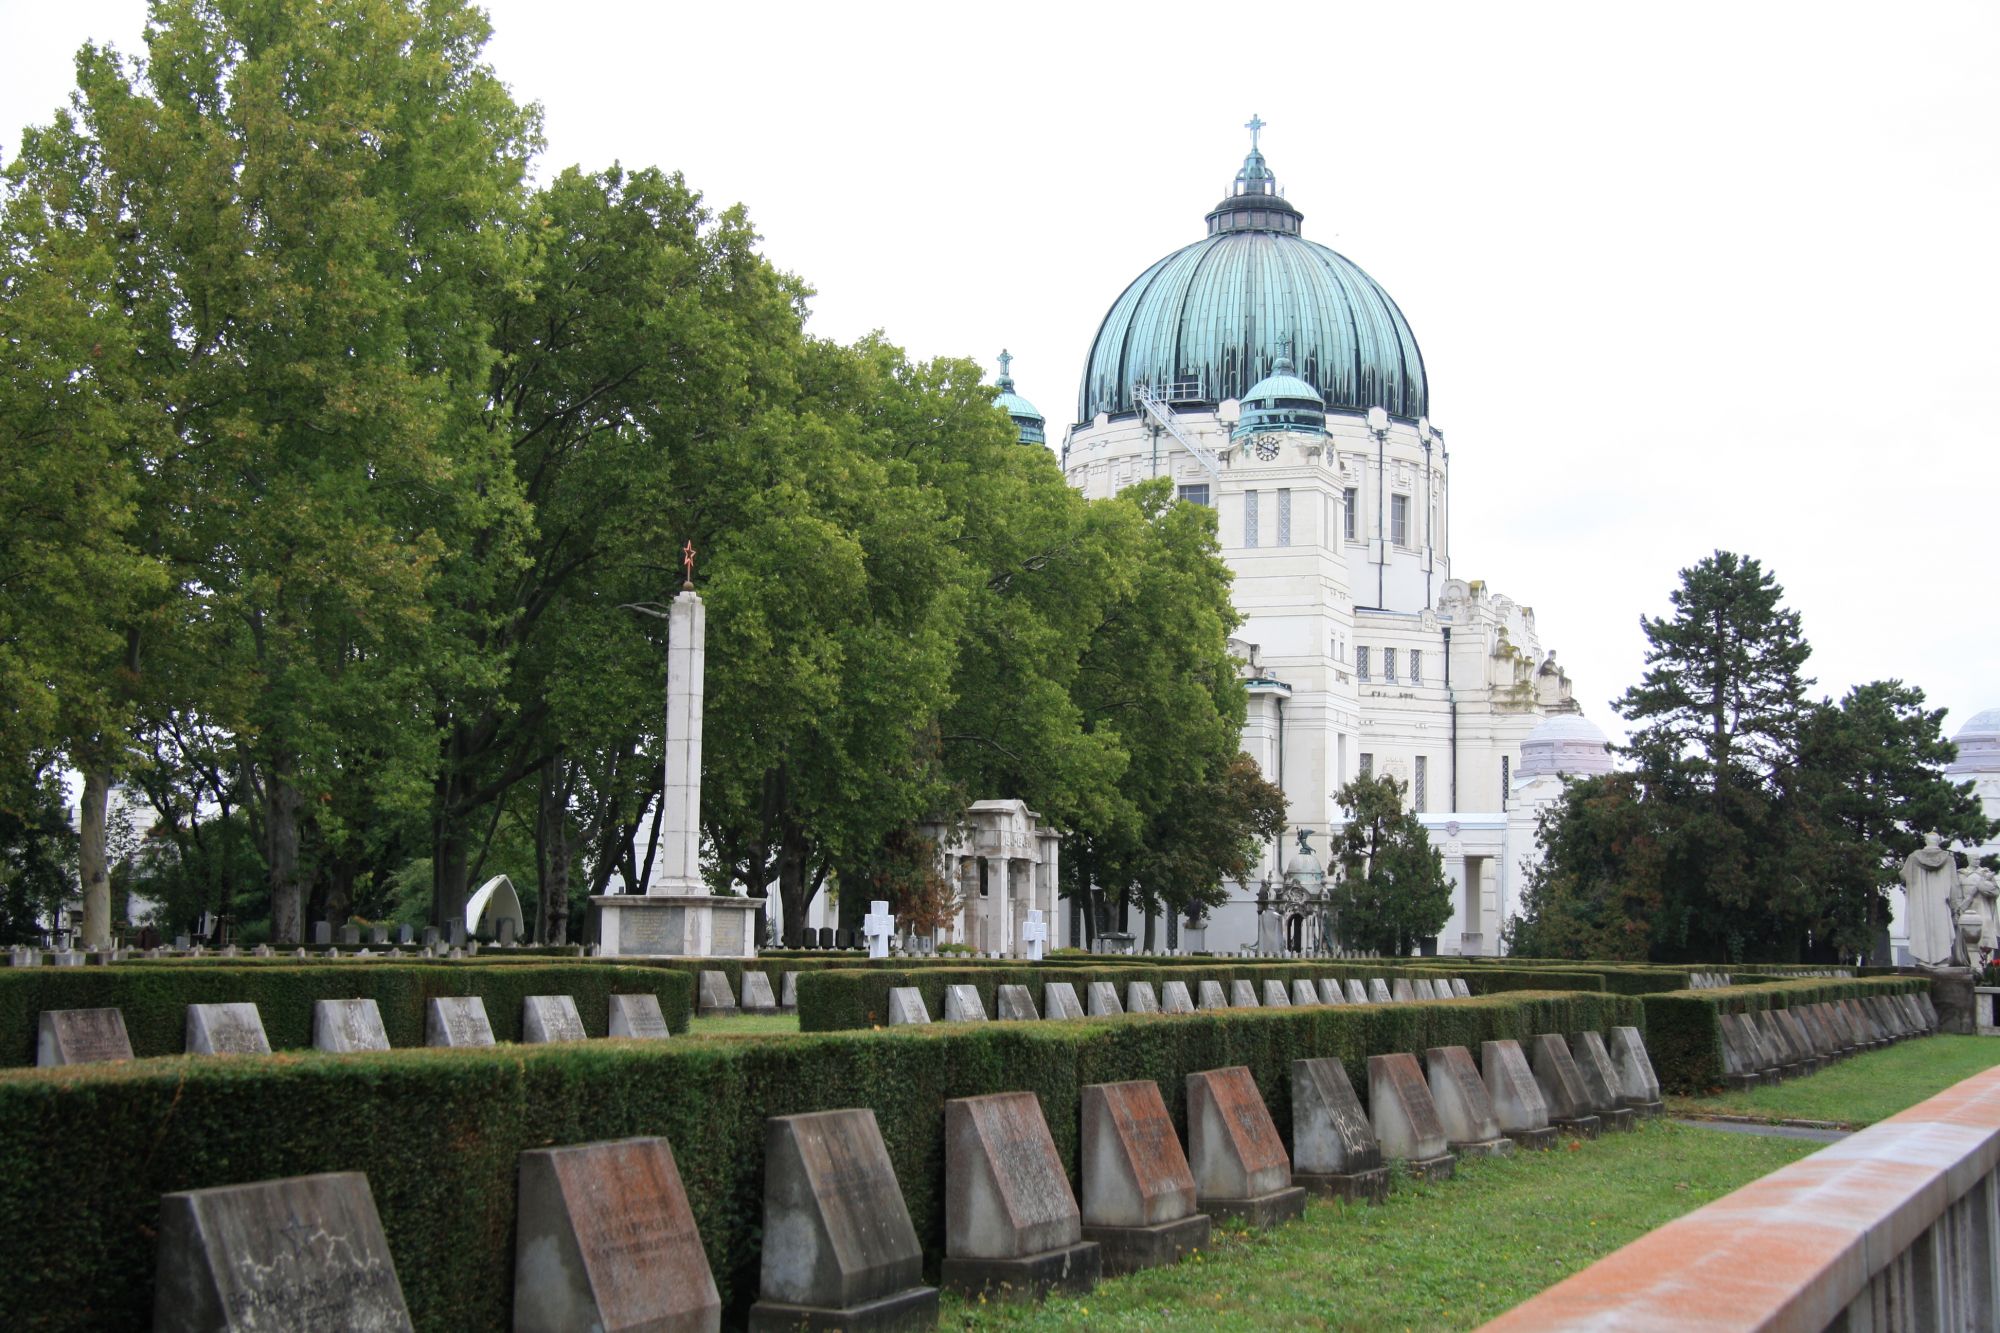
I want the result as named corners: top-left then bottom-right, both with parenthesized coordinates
top-left (1232, 348), bottom-right (1326, 440)
top-left (1078, 120), bottom-right (1427, 424)
top-left (992, 349), bottom-right (1046, 446)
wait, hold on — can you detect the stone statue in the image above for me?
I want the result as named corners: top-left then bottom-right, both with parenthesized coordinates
top-left (1899, 832), bottom-right (1960, 968)
top-left (1955, 864), bottom-right (1999, 965)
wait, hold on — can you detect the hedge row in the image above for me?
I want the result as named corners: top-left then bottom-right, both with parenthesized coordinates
top-left (0, 964), bottom-right (695, 1066)
top-left (793, 962), bottom-right (1606, 1032)
top-left (0, 987), bottom-right (1638, 1330)
top-left (1639, 976), bottom-right (1931, 1093)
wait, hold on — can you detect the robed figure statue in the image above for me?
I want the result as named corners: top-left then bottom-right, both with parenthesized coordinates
top-left (1899, 832), bottom-right (1959, 968)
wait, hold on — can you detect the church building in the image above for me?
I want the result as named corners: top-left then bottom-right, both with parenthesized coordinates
top-left (1004, 121), bottom-right (1611, 955)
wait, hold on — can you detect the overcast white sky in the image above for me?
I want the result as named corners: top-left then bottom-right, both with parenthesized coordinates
top-left (5, 0), bottom-right (1997, 748)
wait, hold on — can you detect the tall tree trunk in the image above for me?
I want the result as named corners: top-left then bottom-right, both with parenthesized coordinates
top-left (536, 757), bottom-right (572, 945)
top-left (78, 768), bottom-right (112, 949)
top-left (776, 823), bottom-right (811, 948)
top-left (268, 771), bottom-right (305, 945)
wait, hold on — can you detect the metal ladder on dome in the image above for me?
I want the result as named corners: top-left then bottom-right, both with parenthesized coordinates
top-left (1132, 383), bottom-right (1222, 484)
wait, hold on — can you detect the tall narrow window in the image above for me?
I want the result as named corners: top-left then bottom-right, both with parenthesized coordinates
top-left (1276, 488), bottom-right (1292, 545)
top-left (1356, 646), bottom-right (1371, 682)
top-left (1414, 756), bottom-right (1428, 812)
top-left (1501, 755), bottom-right (1511, 812)
top-left (1358, 753), bottom-right (1374, 779)
top-left (1342, 487), bottom-right (1358, 541)
top-left (1409, 649), bottom-right (1423, 684)
top-left (1391, 493), bottom-right (1410, 546)
top-left (1176, 483), bottom-right (1211, 507)
top-left (1384, 647), bottom-right (1398, 683)
top-left (1243, 489), bottom-right (1259, 547)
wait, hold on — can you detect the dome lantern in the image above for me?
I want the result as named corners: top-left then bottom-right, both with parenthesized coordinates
top-left (1231, 340), bottom-right (1326, 441)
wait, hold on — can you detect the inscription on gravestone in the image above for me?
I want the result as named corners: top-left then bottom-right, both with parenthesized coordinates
top-left (313, 999), bottom-right (390, 1054)
top-left (1185, 1066), bottom-right (1301, 1224)
top-left (523, 995), bottom-right (588, 1044)
top-left (621, 907), bottom-right (684, 956)
top-left (154, 1172), bottom-right (412, 1333)
top-left (608, 993), bottom-right (672, 1039)
top-left (38, 1007), bottom-right (134, 1066)
top-left (186, 1003), bottom-right (271, 1056)
top-left (426, 996), bottom-right (495, 1048)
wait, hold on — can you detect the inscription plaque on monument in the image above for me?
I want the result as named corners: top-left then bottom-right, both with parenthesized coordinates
top-left (620, 906), bottom-right (685, 957)
top-left (514, 1137), bottom-right (720, 1333)
top-left (38, 1007), bottom-right (134, 1066)
top-left (154, 1171), bottom-right (412, 1332)
top-left (709, 910), bottom-right (745, 958)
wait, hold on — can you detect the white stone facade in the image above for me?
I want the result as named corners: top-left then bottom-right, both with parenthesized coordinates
top-left (924, 799), bottom-right (1063, 956)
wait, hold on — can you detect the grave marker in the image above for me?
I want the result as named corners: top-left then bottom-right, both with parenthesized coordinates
top-left (747, 1109), bottom-right (937, 1330)
top-left (524, 995), bottom-right (588, 1044)
top-left (944, 985), bottom-right (988, 1023)
top-left (1317, 979), bottom-right (1345, 1005)
top-left (887, 986), bottom-right (931, 1026)
top-left (1229, 979), bottom-right (1259, 1008)
top-left (1044, 982), bottom-right (1084, 1020)
top-left (1289, 979), bottom-right (1317, 1006)
top-left (37, 1007), bottom-right (133, 1066)
top-left (1086, 982), bottom-right (1123, 1017)
top-left (1366, 1053), bottom-right (1456, 1181)
top-left (1197, 980), bottom-right (1230, 1011)
top-left (1607, 1026), bottom-right (1663, 1115)
top-left (1480, 1039), bottom-right (1556, 1149)
top-left (1020, 910), bottom-right (1049, 962)
top-left (696, 970), bottom-right (737, 1016)
top-left (779, 971), bottom-right (799, 1013)
top-left (940, 1093), bottom-right (1100, 1302)
top-left (861, 900), bottom-right (896, 960)
top-left (1569, 1031), bottom-right (1635, 1131)
top-left (186, 1003), bottom-right (271, 1056)
top-left (608, 993), bottom-right (672, 1040)
top-left (1425, 1046), bottom-right (1513, 1157)
top-left (1451, 978), bottom-right (1472, 998)
top-left (1346, 980), bottom-right (1370, 1005)
top-left (337, 925), bottom-right (360, 947)
top-left (312, 999), bottom-right (390, 1053)
top-left (1368, 979), bottom-right (1393, 1004)
top-left (1185, 1066), bottom-right (1307, 1226)
top-left (997, 984), bottom-right (1039, 1021)
top-left (1290, 1057), bottom-right (1387, 1203)
top-left (1261, 979), bottom-right (1292, 1007)
top-left (514, 1137), bottom-right (720, 1333)
top-left (1126, 981), bottom-right (1160, 1014)
top-left (154, 1172), bottom-right (411, 1332)
top-left (1391, 979), bottom-right (1416, 1002)
top-left (425, 996), bottom-right (496, 1048)
top-left (1078, 1080), bottom-right (1210, 1275)
top-left (741, 971), bottom-right (779, 1015)
top-left (311, 921), bottom-right (333, 947)
top-left (1529, 1034), bottom-right (1601, 1137)
top-left (1160, 980), bottom-right (1195, 1014)
top-left (1414, 979), bottom-right (1438, 1001)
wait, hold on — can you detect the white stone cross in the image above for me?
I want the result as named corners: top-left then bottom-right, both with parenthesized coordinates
top-left (1020, 909), bottom-right (1048, 962)
top-left (862, 900), bottom-right (895, 960)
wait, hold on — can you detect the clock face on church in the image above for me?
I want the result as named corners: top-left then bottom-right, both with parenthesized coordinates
top-left (1253, 437), bottom-right (1280, 461)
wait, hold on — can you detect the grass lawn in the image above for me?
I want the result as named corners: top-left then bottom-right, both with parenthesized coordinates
top-left (1667, 1033), bottom-right (2000, 1127)
top-left (940, 1118), bottom-right (1817, 1332)
top-left (686, 1011), bottom-right (801, 1038)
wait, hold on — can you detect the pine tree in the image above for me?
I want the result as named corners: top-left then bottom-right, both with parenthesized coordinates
top-left (1327, 774), bottom-right (1452, 955)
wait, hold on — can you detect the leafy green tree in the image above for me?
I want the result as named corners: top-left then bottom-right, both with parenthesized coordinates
top-left (1504, 773), bottom-right (1665, 960)
top-left (0, 773), bottom-right (76, 944)
top-left (1326, 774), bottom-right (1452, 955)
top-left (1128, 751), bottom-right (1288, 949)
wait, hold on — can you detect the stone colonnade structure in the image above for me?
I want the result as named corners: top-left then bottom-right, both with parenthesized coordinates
top-left (923, 800), bottom-right (1062, 957)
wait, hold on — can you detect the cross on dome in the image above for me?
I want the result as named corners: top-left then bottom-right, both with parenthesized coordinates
top-left (996, 348), bottom-right (1015, 389)
top-left (1245, 114), bottom-right (1265, 150)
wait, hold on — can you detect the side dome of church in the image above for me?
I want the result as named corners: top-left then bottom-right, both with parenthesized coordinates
top-left (1077, 122), bottom-right (1427, 423)
top-left (1516, 713), bottom-right (1615, 779)
top-left (1948, 707), bottom-right (2000, 776)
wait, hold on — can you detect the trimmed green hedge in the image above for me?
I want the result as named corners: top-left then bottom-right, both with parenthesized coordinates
top-left (0, 963), bottom-right (694, 1065)
top-left (1639, 976), bottom-right (1930, 1093)
top-left (0, 987), bottom-right (1636, 1330)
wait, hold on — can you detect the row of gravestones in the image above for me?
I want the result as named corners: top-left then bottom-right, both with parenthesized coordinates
top-left (1716, 993), bottom-right (1936, 1090)
top-left (694, 970), bottom-right (793, 1015)
top-left (139, 1025), bottom-right (1667, 1332)
top-left (884, 975), bottom-right (1475, 1024)
top-left (35, 993), bottom-right (676, 1067)
top-left (1687, 972), bottom-right (1735, 989)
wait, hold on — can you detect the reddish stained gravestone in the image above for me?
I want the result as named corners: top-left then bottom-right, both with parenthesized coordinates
top-left (941, 1093), bottom-right (1099, 1302)
top-left (1079, 1080), bottom-right (1210, 1275)
top-left (1185, 1066), bottom-right (1307, 1227)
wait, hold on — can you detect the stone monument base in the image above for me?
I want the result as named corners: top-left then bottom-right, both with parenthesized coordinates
top-left (940, 1240), bottom-right (1100, 1303)
top-left (1600, 1107), bottom-right (1637, 1133)
top-left (1198, 1186), bottom-right (1308, 1228)
top-left (1623, 1099), bottom-right (1666, 1119)
top-left (746, 1286), bottom-right (939, 1332)
top-left (1295, 1166), bottom-right (1390, 1204)
top-left (587, 893), bottom-right (764, 959)
top-left (1081, 1214), bottom-right (1210, 1275)
top-left (1447, 1137), bottom-right (1515, 1159)
top-left (1552, 1115), bottom-right (1602, 1140)
top-left (1929, 969), bottom-right (1977, 1035)
top-left (1503, 1126), bottom-right (1560, 1151)
top-left (1398, 1154), bottom-right (1457, 1184)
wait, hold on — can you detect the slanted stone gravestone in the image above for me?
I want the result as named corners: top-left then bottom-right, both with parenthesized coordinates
top-left (1480, 1039), bottom-right (1556, 1149)
top-left (1715, 1012), bottom-right (1762, 1087)
top-left (186, 1003), bottom-right (271, 1056)
top-left (1159, 981), bottom-right (1195, 1015)
top-left (940, 1093), bottom-right (1100, 1302)
top-left (1368, 979), bottom-right (1393, 1004)
top-left (1229, 979), bottom-right (1259, 1008)
top-left (887, 986), bottom-right (931, 1026)
top-left (741, 971), bottom-right (779, 1015)
top-left (426, 996), bottom-right (496, 1048)
top-left (779, 972), bottom-right (799, 1013)
top-left (1346, 979), bottom-right (1370, 1004)
top-left (608, 993), bottom-right (672, 1040)
top-left (944, 985), bottom-right (988, 1023)
top-left (1044, 982), bottom-right (1084, 1020)
top-left (862, 900), bottom-right (896, 961)
top-left (38, 1007), bottom-right (134, 1066)
top-left (1020, 909), bottom-right (1049, 962)
top-left (1366, 1053), bottom-right (1456, 1181)
top-left (311, 921), bottom-right (333, 946)
top-left (1750, 1010), bottom-right (1800, 1077)
top-left (514, 1137), bottom-right (720, 1333)
top-left (1391, 978), bottom-right (1416, 1002)
top-left (1290, 1057), bottom-right (1387, 1202)
top-left (696, 970), bottom-right (737, 1017)
top-left (1197, 980), bottom-right (1230, 1011)
top-left (1607, 1026), bottom-right (1663, 1115)
top-left (523, 995), bottom-right (588, 1044)
top-left (1317, 979), bottom-right (1345, 1005)
top-left (1773, 1009), bottom-right (1819, 1074)
top-left (746, 1109), bottom-right (937, 1330)
top-left (1290, 979), bottom-right (1318, 1007)
top-left (1530, 1033), bottom-right (1602, 1137)
top-left (1425, 1046), bottom-right (1513, 1157)
top-left (1125, 981), bottom-right (1160, 1015)
top-left (1794, 1004), bottom-right (1838, 1062)
top-left (1086, 982), bottom-right (1123, 1017)
top-left (1261, 979), bottom-right (1292, 1007)
top-left (1185, 1066), bottom-right (1307, 1226)
top-left (313, 999), bottom-right (390, 1053)
top-left (1414, 979), bottom-right (1438, 1001)
top-left (155, 1172), bottom-right (411, 1332)
top-left (997, 984), bottom-right (1039, 1021)
top-left (1078, 1080), bottom-right (1210, 1275)
top-left (1569, 1031), bottom-right (1635, 1131)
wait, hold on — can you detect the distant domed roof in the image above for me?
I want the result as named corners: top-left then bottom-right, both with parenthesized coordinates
top-left (1078, 119), bottom-right (1427, 424)
top-left (1517, 713), bottom-right (1614, 780)
top-left (1949, 707), bottom-right (2000, 775)
top-left (991, 349), bottom-right (1045, 446)
top-left (1232, 347), bottom-right (1326, 440)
